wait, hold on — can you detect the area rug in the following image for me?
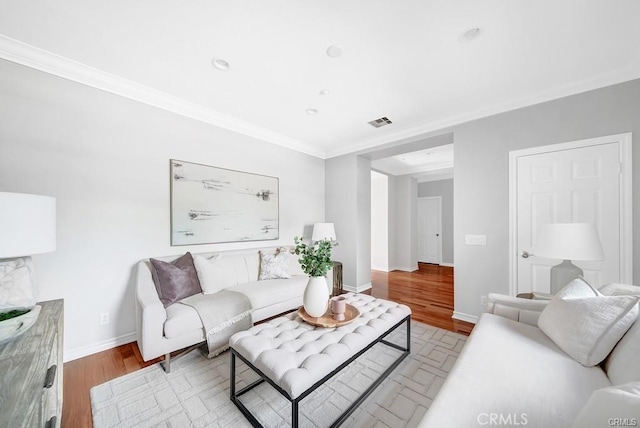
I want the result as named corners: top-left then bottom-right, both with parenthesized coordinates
top-left (91, 321), bottom-right (467, 428)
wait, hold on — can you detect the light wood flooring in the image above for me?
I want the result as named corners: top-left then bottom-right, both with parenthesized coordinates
top-left (62, 264), bottom-right (473, 427)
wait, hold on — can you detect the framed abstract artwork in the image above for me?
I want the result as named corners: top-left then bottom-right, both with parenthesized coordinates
top-left (170, 160), bottom-right (279, 245)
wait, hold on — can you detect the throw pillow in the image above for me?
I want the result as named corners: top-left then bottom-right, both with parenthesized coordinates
top-left (571, 382), bottom-right (640, 428)
top-left (259, 251), bottom-right (292, 280)
top-left (193, 254), bottom-right (238, 294)
top-left (0, 257), bottom-right (37, 309)
top-left (538, 277), bottom-right (640, 367)
top-left (150, 252), bottom-right (202, 307)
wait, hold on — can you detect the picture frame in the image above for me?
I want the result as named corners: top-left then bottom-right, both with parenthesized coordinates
top-left (170, 159), bottom-right (279, 245)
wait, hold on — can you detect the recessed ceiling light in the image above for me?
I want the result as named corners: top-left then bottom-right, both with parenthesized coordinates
top-left (319, 89), bottom-right (330, 95)
top-left (326, 45), bottom-right (343, 58)
top-left (306, 108), bottom-right (318, 115)
top-left (211, 57), bottom-right (230, 71)
top-left (459, 28), bottom-right (481, 43)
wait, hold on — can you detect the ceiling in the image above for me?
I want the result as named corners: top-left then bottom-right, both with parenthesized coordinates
top-left (372, 144), bottom-right (454, 182)
top-left (1, 0), bottom-right (639, 159)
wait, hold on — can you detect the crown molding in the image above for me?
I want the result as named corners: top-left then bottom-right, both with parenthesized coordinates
top-left (326, 67), bottom-right (640, 159)
top-left (0, 35), bottom-right (325, 159)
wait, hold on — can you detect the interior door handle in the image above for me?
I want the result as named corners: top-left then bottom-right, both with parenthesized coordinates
top-left (521, 251), bottom-right (532, 258)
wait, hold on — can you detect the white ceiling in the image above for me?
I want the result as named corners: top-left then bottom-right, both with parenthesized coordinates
top-left (372, 144), bottom-right (454, 182)
top-left (1, 0), bottom-right (639, 159)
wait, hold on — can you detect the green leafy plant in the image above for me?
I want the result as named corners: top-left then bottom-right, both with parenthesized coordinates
top-left (294, 236), bottom-right (334, 277)
top-left (0, 308), bottom-right (30, 322)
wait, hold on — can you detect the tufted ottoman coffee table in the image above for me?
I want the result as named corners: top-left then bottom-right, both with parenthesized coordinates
top-left (229, 293), bottom-right (411, 427)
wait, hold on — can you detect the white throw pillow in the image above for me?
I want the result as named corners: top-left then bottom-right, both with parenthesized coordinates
top-left (193, 254), bottom-right (238, 294)
top-left (571, 382), bottom-right (640, 428)
top-left (259, 251), bottom-right (292, 280)
top-left (0, 257), bottom-right (37, 309)
top-left (538, 278), bottom-right (640, 367)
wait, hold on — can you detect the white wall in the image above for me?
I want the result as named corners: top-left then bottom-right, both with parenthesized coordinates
top-left (371, 171), bottom-right (389, 271)
top-left (0, 59), bottom-right (325, 360)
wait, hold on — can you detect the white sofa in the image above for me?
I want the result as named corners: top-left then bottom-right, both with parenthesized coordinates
top-left (420, 283), bottom-right (640, 428)
top-left (135, 247), bottom-right (310, 370)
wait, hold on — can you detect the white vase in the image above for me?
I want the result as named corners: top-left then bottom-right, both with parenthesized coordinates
top-left (303, 276), bottom-right (329, 317)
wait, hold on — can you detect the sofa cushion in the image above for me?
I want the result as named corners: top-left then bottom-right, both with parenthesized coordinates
top-left (421, 313), bottom-right (611, 428)
top-left (229, 276), bottom-right (307, 310)
top-left (163, 302), bottom-right (203, 339)
top-left (259, 251), bottom-right (292, 280)
top-left (150, 252), bottom-right (202, 308)
top-left (193, 254), bottom-right (237, 294)
top-left (538, 278), bottom-right (639, 366)
top-left (600, 284), bottom-right (640, 385)
top-left (571, 382), bottom-right (640, 428)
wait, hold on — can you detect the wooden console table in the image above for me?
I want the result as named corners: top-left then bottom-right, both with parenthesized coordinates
top-left (0, 299), bottom-right (64, 427)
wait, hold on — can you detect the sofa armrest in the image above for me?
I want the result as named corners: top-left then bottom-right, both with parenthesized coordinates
top-left (135, 260), bottom-right (168, 361)
top-left (485, 293), bottom-right (549, 326)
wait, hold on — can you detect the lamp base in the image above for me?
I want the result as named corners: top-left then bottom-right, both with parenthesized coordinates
top-left (550, 260), bottom-right (583, 294)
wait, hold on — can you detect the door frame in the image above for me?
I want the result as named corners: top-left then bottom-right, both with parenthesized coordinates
top-left (417, 196), bottom-right (442, 264)
top-left (508, 133), bottom-right (633, 296)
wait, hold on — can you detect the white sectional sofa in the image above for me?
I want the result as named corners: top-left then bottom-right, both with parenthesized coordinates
top-left (135, 247), bottom-right (309, 370)
top-left (421, 282), bottom-right (640, 428)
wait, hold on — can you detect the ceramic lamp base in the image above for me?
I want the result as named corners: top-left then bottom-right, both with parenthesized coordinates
top-left (550, 260), bottom-right (584, 294)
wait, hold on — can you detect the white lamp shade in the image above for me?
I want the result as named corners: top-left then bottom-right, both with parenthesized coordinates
top-left (0, 192), bottom-right (56, 258)
top-left (533, 223), bottom-right (604, 261)
top-left (312, 222), bottom-right (336, 242)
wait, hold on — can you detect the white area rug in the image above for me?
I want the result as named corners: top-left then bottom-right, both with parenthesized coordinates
top-left (91, 321), bottom-right (467, 427)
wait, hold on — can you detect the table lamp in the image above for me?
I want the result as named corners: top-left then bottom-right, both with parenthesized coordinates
top-left (312, 222), bottom-right (337, 243)
top-left (533, 223), bottom-right (604, 294)
top-left (0, 192), bottom-right (56, 344)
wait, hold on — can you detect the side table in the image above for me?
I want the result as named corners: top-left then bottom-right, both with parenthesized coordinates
top-left (332, 261), bottom-right (343, 296)
top-left (516, 292), bottom-right (552, 300)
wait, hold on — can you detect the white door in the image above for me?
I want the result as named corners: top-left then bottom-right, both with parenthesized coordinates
top-left (418, 197), bottom-right (441, 264)
top-left (511, 134), bottom-right (632, 295)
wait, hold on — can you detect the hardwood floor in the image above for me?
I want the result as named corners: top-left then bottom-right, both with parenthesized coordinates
top-left (62, 264), bottom-right (473, 427)
top-left (370, 264), bottom-right (474, 335)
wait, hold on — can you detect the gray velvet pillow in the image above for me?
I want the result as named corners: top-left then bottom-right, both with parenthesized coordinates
top-left (150, 252), bottom-right (202, 307)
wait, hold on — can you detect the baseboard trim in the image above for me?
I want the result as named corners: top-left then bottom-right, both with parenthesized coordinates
top-left (65, 332), bottom-right (137, 362)
top-left (343, 283), bottom-right (372, 293)
top-left (440, 263), bottom-right (454, 268)
top-left (391, 265), bottom-right (419, 272)
top-left (371, 266), bottom-right (390, 272)
top-left (452, 311), bottom-right (479, 324)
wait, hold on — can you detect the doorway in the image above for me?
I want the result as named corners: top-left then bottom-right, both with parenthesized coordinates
top-left (418, 196), bottom-right (442, 264)
top-left (509, 133), bottom-right (632, 295)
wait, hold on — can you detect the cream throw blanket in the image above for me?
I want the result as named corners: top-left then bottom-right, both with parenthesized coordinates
top-left (181, 291), bottom-right (253, 358)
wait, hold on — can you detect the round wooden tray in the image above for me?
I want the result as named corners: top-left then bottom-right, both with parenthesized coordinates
top-left (297, 303), bottom-right (360, 328)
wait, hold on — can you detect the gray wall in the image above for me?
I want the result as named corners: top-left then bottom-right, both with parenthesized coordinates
top-left (325, 78), bottom-right (640, 322)
top-left (0, 59), bottom-right (326, 359)
top-left (452, 78), bottom-right (640, 320)
top-left (417, 178), bottom-right (454, 265)
top-left (325, 155), bottom-right (372, 289)
top-left (393, 176), bottom-right (418, 271)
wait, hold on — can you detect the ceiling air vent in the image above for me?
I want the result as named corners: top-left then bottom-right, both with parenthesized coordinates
top-left (368, 116), bottom-right (393, 128)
